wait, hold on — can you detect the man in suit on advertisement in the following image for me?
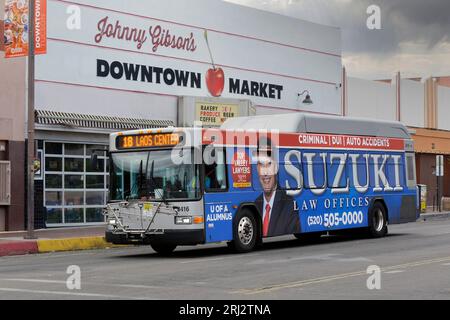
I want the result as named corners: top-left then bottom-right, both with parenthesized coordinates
top-left (255, 136), bottom-right (300, 238)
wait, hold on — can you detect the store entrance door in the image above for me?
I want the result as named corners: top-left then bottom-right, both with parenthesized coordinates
top-left (444, 156), bottom-right (450, 197)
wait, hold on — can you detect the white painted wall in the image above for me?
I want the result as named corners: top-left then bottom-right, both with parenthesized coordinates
top-left (401, 79), bottom-right (425, 128)
top-left (438, 86), bottom-right (450, 131)
top-left (35, 0), bottom-right (343, 121)
top-left (346, 77), bottom-right (396, 121)
top-left (35, 81), bottom-right (178, 121)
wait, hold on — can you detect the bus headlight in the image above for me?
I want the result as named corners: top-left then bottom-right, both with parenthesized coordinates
top-left (175, 217), bottom-right (192, 225)
top-left (108, 219), bottom-right (117, 226)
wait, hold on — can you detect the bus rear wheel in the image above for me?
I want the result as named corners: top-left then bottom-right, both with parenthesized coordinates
top-left (151, 244), bottom-right (177, 255)
top-left (368, 202), bottom-right (388, 238)
top-left (229, 209), bottom-right (258, 253)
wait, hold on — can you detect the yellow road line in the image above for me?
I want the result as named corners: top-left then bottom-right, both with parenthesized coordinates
top-left (232, 256), bottom-right (450, 295)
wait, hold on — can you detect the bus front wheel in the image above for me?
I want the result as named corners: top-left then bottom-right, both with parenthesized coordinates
top-left (230, 209), bottom-right (259, 253)
top-left (151, 244), bottom-right (177, 255)
top-left (368, 202), bottom-right (388, 238)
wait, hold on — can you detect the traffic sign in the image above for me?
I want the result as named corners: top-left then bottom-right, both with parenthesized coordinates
top-left (436, 155), bottom-right (444, 177)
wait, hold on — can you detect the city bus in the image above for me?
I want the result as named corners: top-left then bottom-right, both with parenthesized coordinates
top-left (104, 113), bottom-right (419, 254)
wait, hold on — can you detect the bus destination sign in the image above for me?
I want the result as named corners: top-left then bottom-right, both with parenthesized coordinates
top-left (116, 133), bottom-right (182, 150)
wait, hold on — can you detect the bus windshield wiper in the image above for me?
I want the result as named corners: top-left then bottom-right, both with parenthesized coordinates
top-left (129, 159), bottom-right (144, 200)
top-left (145, 158), bottom-right (169, 204)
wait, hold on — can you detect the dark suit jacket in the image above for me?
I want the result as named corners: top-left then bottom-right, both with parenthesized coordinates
top-left (256, 190), bottom-right (300, 237)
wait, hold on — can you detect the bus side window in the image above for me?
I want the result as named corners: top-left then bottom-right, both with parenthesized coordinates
top-left (405, 153), bottom-right (417, 189)
top-left (204, 148), bottom-right (228, 192)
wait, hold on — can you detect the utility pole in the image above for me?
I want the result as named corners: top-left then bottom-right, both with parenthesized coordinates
top-left (25, 0), bottom-right (36, 239)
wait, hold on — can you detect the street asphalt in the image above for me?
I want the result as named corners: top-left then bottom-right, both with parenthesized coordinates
top-left (0, 217), bottom-right (450, 300)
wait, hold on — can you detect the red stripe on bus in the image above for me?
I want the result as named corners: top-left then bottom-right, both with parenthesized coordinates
top-left (202, 130), bottom-right (405, 151)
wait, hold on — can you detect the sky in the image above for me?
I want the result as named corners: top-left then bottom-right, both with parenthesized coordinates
top-left (225, 0), bottom-right (450, 80)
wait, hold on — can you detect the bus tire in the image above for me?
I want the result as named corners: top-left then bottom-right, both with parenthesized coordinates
top-left (230, 209), bottom-right (258, 253)
top-left (151, 244), bottom-right (177, 255)
top-left (368, 202), bottom-right (388, 238)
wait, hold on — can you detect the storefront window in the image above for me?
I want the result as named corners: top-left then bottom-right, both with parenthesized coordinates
top-left (65, 175), bottom-right (84, 189)
top-left (86, 145), bottom-right (106, 157)
top-left (86, 158), bottom-right (105, 173)
top-left (65, 191), bottom-right (84, 206)
top-left (86, 208), bottom-right (104, 223)
top-left (45, 175), bottom-right (62, 189)
top-left (46, 192), bottom-right (63, 206)
top-left (65, 144), bottom-right (84, 156)
top-left (45, 143), bottom-right (63, 155)
top-left (86, 175), bottom-right (105, 189)
top-left (86, 191), bottom-right (105, 205)
top-left (65, 158), bottom-right (84, 172)
top-left (46, 158), bottom-right (62, 172)
top-left (46, 208), bottom-right (63, 224)
top-left (65, 208), bottom-right (84, 224)
top-left (43, 142), bottom-right (108, 226)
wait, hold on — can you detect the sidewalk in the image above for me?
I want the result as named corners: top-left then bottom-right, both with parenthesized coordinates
top-left (419, 211), bottom-right (450, 221)
top-left (0, 225), bottom-right (120, 257)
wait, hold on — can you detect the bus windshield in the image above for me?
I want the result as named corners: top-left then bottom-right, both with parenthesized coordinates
top-left (110, 149), bottom-right (200, 202)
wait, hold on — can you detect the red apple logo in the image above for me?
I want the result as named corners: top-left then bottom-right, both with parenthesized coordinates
top-left (204, 30), bottom-right (225, 97)
top-left (206, 67), bottom-right (225, 97)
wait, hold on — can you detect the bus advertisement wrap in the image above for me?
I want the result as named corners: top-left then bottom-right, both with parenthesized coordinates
top-left (203, 131), bottom-right (414, 243)
top-left (106, 118), bottom-right (418, 253)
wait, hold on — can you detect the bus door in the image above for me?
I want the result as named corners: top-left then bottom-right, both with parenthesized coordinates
top-left (203, 147), bottom-right (233, 243)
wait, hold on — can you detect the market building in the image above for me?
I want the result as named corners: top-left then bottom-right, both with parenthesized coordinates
top-left (1, 0), bottom-right (449, 231)
top-left (0, 0), bottom-right (342, 230)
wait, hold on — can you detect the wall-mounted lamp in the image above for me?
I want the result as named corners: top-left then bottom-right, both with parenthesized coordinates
top-left (298, 90), bottom-right (314, 105)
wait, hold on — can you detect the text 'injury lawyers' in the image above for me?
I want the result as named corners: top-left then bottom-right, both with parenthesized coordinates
top-left (96, 59), bottom-right (284, 100)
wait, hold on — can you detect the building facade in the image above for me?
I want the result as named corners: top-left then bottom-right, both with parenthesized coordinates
top-left (0, 0), bottom-right (26, 230)
top-left (413, 77), bottom-right (450, 209)
top-left (0, 0), bottom-right (343, 230)
top-left (344, 75), bottom-right (450, 210)
top-left (1, 1), bottom-right (449, 230)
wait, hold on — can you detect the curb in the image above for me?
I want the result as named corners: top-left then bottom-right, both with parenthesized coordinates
top-left (37, 236), bottom-right (117, 253)
top-left (0, 242), bottom-right (39, 257)
top-left (0, 237), bottom-right (125, 257)
top-left (419, 212), bottom-right (450, 222)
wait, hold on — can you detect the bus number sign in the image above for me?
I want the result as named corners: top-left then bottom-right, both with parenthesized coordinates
top-left (117, 133), bottom-right (182, 150)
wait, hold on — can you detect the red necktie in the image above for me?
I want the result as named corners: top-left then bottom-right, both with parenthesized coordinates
top-left (263, 204), bottom-right (271, 237)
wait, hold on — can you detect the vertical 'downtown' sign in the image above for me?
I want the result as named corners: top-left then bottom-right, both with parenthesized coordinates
top-left (4, 0), bottom-right (46, 58)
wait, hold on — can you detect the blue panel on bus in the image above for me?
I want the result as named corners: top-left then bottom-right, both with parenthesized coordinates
top-left (204, 197), bottom-right (235, 243)
top-left (203, 146), bottom-right (416, 244)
